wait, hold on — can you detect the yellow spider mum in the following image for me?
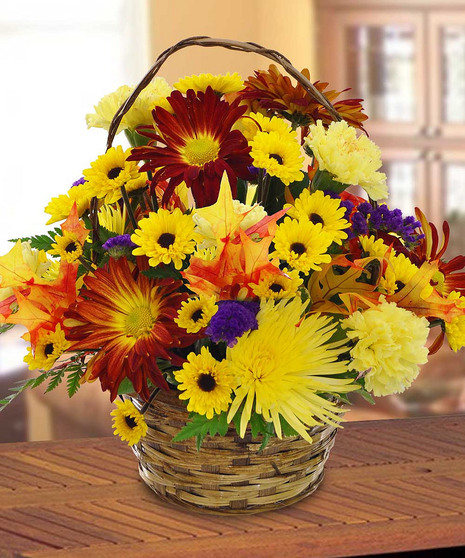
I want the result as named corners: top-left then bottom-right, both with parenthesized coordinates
top-left (271, 216), bottom-right (333, 273)
top-left (111, 399), bottom-right (148, 446)
top-left (250, 268), bottom-right (303, 299)
top-left (287, 190), bottom-right (349, 245)
top-left (49, 231), bottom-right (86, 263)
top-left (174, 347), bottom-right (236, 419)
top-left (445, 291), bottom-right (465, 352)
top-left (236, 112), bottom-right (294, 142)
top-left (359, 235), bottom-right (390, 258)
top-left (175, 295), bottom-right (218, 333)
top-left (226, 298), bottom-right (359, 442)
top-left (98, 205), bottom-right (127, 235)
top-left (83, 146), bottom-right (147, 204)
top-left (131, 208), bottom-right (198, 269)
top-left (23, 324), bottom-right (71, 371)
top-left (45, 182), bottom-right (93, 225)
top-left (305, 120), bottom-right (388, 201)
top-left (174, 72), bottom-right (244, 95)
top-left (86, 79), bottom-right (173, 134)
top-left (250, 130), bottom-right (304, 185)
top-left (342, 299), bottom-right (429, 397)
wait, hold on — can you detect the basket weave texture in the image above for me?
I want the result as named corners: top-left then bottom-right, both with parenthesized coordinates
top-left (130, 390), bottom-right (338, 514)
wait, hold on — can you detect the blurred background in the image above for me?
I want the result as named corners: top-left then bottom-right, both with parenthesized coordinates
top-left (1, 0), bottom-right (465, 443)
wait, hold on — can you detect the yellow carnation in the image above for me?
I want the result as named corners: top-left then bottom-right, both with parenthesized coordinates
top-left (342, 300), bottom-right (429, 396)
top-left (174, 72), bottom-right (243, 95)
top-left (445, 291), bottom-right (465, 352)
top-left (305, 120), bottom-right (388, 201)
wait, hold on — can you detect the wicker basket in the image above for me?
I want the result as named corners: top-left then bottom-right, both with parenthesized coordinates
top-left (111, 37), bottom-right (343, 515)
top-left (130, 390), bottom-right (338, 514)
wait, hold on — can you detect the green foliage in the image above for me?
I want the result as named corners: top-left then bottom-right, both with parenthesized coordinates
top-left (117, 377), bottom-right (136, 395)
top-left (10, 228), bottom-right (62, 251)
top-left (142, 266), bottom-right (182, 280)
top-left (66, 370), bottom-right (83, 397)
top-left (172, 412), bottom-right (229, 450)
top-left (45, 369), bottom-right (65, 393)
top-left (0, 323), bottom-right (15, 335)
top-left (0, 372), bottom-right (50, 412)
top-left (236, 178), bottom-right (248, 204)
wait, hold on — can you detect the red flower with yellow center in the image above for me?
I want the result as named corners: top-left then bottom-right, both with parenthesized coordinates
top-left (128, 87), bottom-right (253, 207)
top-left (65, 257), bottom-right (194, 401)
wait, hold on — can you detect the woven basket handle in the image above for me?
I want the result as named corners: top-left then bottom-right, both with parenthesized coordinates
top-left (106, 36), bottom-right (342, 150)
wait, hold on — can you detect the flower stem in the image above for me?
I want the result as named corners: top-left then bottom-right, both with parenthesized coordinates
top-left (120, 185), bottom-right (138, 229)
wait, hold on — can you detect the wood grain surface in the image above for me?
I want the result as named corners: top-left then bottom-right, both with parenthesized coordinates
top-left (0, 415), bottom-right (464, 558)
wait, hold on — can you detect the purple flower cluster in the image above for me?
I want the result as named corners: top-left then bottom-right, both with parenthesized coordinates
top-left (206, 300), bottom-right (260, 347)
top-left (102, 234), bottom-right (137, 259)
top-left (72, 177), bottom-right (86, 187)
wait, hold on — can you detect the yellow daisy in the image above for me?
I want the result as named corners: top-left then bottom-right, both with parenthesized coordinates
top-left (83, 146), bottom-right (147, 204)
top-left (445, 291), bottom-right (465, 352)
top-left (111, 399), bottom-right (148, 446)
top-left (305, 120), bottom-right (387, 201)
top-left (286, 189), bottom-right (349, 245)
top-left (379, 253), bottom-right (422, 295)
top-left (250, 268), bottom-right (303, 299)
top-left (49, 230), bottom-right (86, 263)
top-left (250, 131), bottom-right (304, 185)
top-left (45, 182), bottom-right (94, 225)
top-left (236, 112), bottom-right (294, 142)
top-left (174, 347), bottom-right (236, 419)
top-left (271, 216), bottom-right (333, 273)
top-left (131, 208), bottom-right (198, 269)
top-left (226, 298), bottom-right (358, 441)
top-left (175, 295), bottom-right (218, 333)
top-left (359, 235), bottom-right (390, 258)
top-left (98, 204), bottom-right (127, 235)
top-left (23, 324), bottom-right (71, 371)
top-left (174, 72), bottom-right (244, 95)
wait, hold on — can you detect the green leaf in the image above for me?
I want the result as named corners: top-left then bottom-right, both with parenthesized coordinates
top-left (311, 169), bottom-right (346, 194)
top-left (0, 371), bottom-right (50, 412)
top-left (0, 323), bottom-right (15, 335)
top-left (250, 412), bottom-right (266, 438)
top-left (45, 370), bottom-right (65, 393)
top-left (117, 377), bottom-right (136, 395)
top-left (66, 370), bottom-right (82, 397)
top-left (10, 229), bottom-right (62, 251)
top-left (358, 388), bottom-right (375, 405)
top-left (172, 413), bottom-right (209, 442)
top-left (142, 266), bottom-right (182, 280)
top-left (236, 179), bottom-right (248, 204)
top-left (279, 415), bottom-right (299, 437)
top-left (217, 412), bottom-right (229, 436)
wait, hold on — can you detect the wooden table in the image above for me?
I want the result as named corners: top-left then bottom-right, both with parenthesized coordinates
top-left (1, 415), bottom-right (464, 558)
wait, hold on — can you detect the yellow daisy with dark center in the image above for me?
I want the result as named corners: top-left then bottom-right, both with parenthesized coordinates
top-left (175, 295), bottom-right (218, 333)
top-left (271, 217), bottom-right (333, 273)
top-left (250, 268), bottom-right (303, 299)
top-left (83, 146), bottom-right (147, 204)
top-left (23, 324), bottom-right (71, 371)
top-left (131, 208), bottom-right (198, 270)
top-left (174, 347), bottom-right (236, 419)
top-left (111, 399), bottom-right (148, 446)
top-left (287, 190), bottom-right (349, 245)
top-left (249, 130), bottom-right (304, 186)
top-left (49, 231), bottom-right (86, 263)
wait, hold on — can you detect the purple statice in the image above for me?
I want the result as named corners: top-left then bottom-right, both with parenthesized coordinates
top-left (206, 300), bottom-right (260, 347)
top-left (72, 177), bottom-right (86, 187)
top-left (102, 234), bottom-right (137, 259)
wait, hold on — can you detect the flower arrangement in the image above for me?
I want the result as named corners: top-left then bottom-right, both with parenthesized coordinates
top-left (2, 39), bottom-right (465, 464)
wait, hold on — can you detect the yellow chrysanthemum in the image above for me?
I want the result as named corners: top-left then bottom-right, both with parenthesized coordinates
top-left (359, 235), bottom-right (390, 258)
top-left (131, 208), bottom-right (198, 269)
top-left (379, 253), bottom-right (424, 296)
top-left (271, 216), bottom-right (333, 273)
top-left (342, 299), bottom-right (429, 397)
top-left (45, 182), bottom-right (94, 225)
top-left (226, 298), bottom-right (359, 442)
top-left (41, 259), bottom-right (60, 281)
top-left (111, 399), bottom-right (148, 446)
top-left (250, 268), bottom-right (303, 299)
top-left (193, 199), bottom-right (267, 249)
top-left (174, 347), bottom-right (236, 419)
top-left (305, 120), bottom-right (388, 201)
top-left (83, 146), bottom-right (147, 204)
top-left (286, 189), bottom-right (349, 245)
top-left (86, 79), bottom-right (173, 134)
top-left (174, 72), bottom-right (244, 95)
top-left (23, 324), bottom-right (71, 371)
top-left (445, 291), bottom-right (465, 352)
top-left (49, 231), bottom-right (87, 263)
top-left (175, 295), bottom-right (218, 333)
top-left (236, 112), bottom-right (293, 142)
top-left (98, 204), bottom-right (127, 235)
top-left (250, 131), bottom-right (304, 185)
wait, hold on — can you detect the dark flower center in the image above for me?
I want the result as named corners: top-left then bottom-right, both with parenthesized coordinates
top-left (158, 232), bottom-right (176, 248)
top-left (395, 281), bottom-right (406, 291)
top-left (108, 167), bottom-right (123, 180)
top-left (270, 283), bottom-right (284, 293)
top-left (197, 373), bottom-right (216, 392)
top-left (309, 213), bottom-right (324, 225)
top-left (191, 309), bottom-right (203, 322)
top-left (65, 242), bottom-right (78, 253)
top-left (44, 343), bottom-right (54, 356)
top-left (269, 153), bottom-right (283, 165)
top-left (290, 242), bottom-right (306, 255)
top-left (124, 415), bottom-right (137, 429)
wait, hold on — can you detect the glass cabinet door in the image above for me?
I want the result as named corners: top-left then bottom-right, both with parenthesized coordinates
top-left (429, 12), bottom-right (465, 138)
top-left (320, 10), bottom-right (426, 137)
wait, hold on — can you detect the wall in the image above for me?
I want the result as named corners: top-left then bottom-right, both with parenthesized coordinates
top-left (147, 0), bottom-right (317, 85)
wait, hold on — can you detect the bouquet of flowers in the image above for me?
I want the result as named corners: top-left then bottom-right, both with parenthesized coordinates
top-left (2, 38), bottom-right (465, 491)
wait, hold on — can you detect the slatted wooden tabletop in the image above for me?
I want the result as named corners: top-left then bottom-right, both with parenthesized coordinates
top-left (0, 415), bottom-right (464, 558)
